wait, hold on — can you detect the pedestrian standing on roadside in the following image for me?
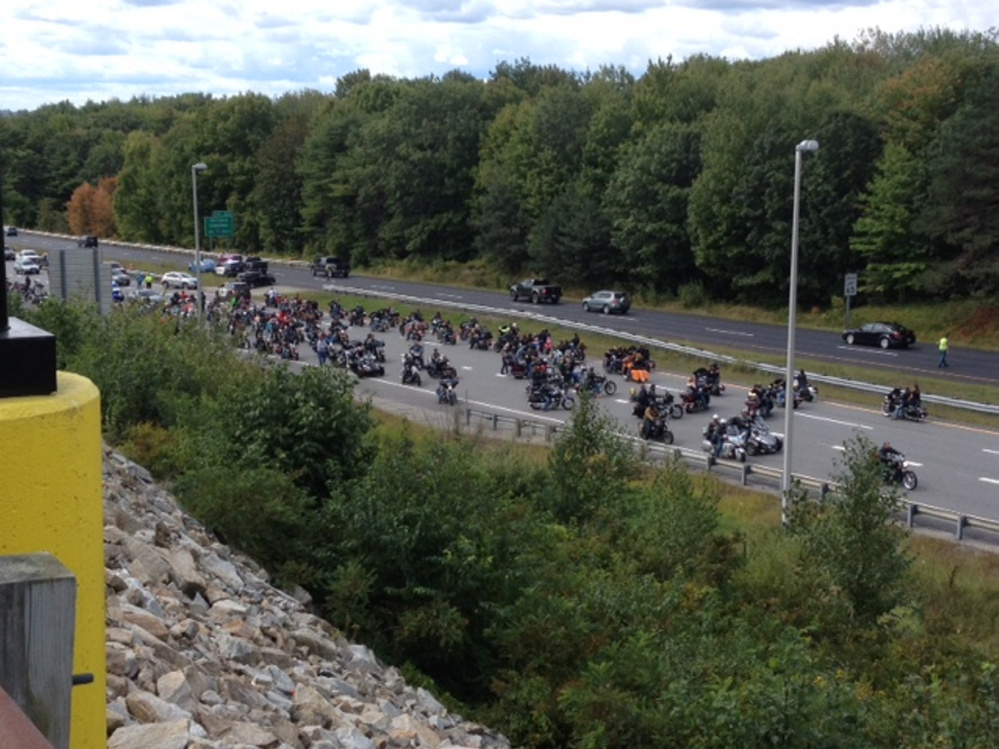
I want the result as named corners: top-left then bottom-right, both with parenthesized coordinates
top-left (938, 334), bottom-right (949, 368)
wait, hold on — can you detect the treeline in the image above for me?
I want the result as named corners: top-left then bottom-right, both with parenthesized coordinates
top-left (2, 27), bottom-right (998, 305)
top-left (17, 295), bottom-right (999, 748)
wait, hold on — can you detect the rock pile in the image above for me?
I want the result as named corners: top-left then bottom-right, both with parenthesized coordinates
top-left (102, 446), bottom-right (510, 749)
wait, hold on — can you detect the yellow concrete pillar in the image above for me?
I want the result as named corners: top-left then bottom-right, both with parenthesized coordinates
top-left (0, 372), bottom-right (105, 749)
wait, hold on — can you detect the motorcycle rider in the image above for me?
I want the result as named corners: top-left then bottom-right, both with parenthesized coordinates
top-left (704, 414), bottom-right (725, 457)
top-left (878, 440), bottom-right (902, 475)
top-left (642, 401), bottom-right (662, 440)
top-left (893, 387), bottom-right (912, 420)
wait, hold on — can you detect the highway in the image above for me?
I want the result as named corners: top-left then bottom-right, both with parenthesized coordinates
top-left (7, 233), bottom-right (999, 522)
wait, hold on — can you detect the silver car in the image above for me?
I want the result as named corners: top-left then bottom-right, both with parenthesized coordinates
top-left (582, 290), bottom-right (630, 315)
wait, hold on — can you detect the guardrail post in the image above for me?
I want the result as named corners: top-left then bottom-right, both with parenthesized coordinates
top-left (740, 464), bottom-right (749, 486)
top-left (546, 425), bottom-right (556, 442)
top-left (906, 504), bottom-right (917, 528)
top-left (491, 413), bottom-right (499, 431)
top-left (956, 516), bottom-right (967, 541)
top-left (465, 407), bottom-right (471, 426)
top-left (515, 419), bottom-right (522, 438)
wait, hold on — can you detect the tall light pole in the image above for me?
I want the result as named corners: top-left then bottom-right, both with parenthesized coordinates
top-left (191, 162), bottom-right (207, 322)
top-left (781, 139), bottom-right (819, 524)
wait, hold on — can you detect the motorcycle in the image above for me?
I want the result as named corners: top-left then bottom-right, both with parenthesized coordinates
top-left (576, 374), bottom-right (617, 397)
top-left (680, 387), bottom-right (712, 414)
top-left (640, 415), bottom-right (674, 445)
top-left (436, 379), bottom-right (459, 406)
top-left (693, 366), bottom-right (725, 397)
top-left (527, 385), bottom-right (575, 411)
top-left (401, 360), bottom-right (422, 387)
top-left (740, 416), bottom-right (783, 456)
top-left (701, 427), bottom-right (747, 462)
top-left (350, 353), bottom-right (385, 378)
top-left (881, 394), bottom-right (928, 422)
top-left (883, 453), bottom-right (918, 490)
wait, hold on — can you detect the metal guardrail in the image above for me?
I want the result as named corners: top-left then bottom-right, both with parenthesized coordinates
top-left (464, 406), bottom-right (999, 545)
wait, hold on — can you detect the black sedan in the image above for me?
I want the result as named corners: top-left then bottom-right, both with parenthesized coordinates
top-left (842, 322), bottom-right (916, 349)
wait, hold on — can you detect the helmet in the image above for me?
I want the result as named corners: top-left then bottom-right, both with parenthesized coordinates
top-left (719, 419), bottom-right (728, 426)
top-left (630, 388), bottom-right (637, 397)
top-left (712, 414), bottom-right (719, 421)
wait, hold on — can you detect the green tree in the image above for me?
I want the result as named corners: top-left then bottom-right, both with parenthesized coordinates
top-left (789, 435), bottom-right (912, 625)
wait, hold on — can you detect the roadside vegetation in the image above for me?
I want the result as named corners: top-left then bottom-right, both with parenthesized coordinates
top-left (15, 297), bottom-right (999, 748)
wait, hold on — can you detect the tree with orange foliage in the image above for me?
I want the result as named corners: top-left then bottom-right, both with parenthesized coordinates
top-left (67, 177), bottom-right (117, 237)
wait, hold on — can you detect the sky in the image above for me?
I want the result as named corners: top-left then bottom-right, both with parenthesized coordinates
top-left (0, 0), bottom-right (992, 112)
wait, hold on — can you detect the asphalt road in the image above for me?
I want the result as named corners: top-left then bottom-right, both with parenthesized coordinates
top-left (7, 233), bottom-right (999, 523)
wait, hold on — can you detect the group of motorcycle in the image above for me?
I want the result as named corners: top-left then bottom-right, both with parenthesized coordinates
top-left (881, 386), bottom-right (928, 422)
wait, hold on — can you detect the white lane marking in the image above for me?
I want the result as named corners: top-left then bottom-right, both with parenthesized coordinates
top-left (437, 293), bottom-right (463, 299)
top-left (981, 477), bottom-right (999, 485)
top-left (796, 412), bottom-right (873, 430)
top-left (614, 399), bottom-right (631, 405)
top-left (831, 445), bottom-right (845, 451)
top-left (369, 284), bottom-right (397, 291)
top-left (835, 345), bottom-right (898, 357)
top-left (985, 449), bottom-right (999, 456)
top-left (705, 327), bottom-right (755, 337)
top-left (461, 365), bottom-right (473, 370)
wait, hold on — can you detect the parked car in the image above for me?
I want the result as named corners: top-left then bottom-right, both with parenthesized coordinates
top-left (3, 246), bottom-right (14, 261)
top-left (582, 290), bottom-right (630, 315)
top-left (77, 235), bottom-right (99, 247)
top-left (189, 258), bottom-right (217, 273)
top-left (161, 271), bottom-right (199, 289)
top-left (111, 269), bottom-right (131, 286)
top-left (14, 257), bottom-right (41, 275)
top-left (5, 226), bottom-right (17, 237)
top-left (18, 249), bottom-right (42, 263)
top-left (842, 322), bottom-right (916, 349)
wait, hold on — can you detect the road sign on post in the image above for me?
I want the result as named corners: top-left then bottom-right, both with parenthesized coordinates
top-left (204, 211), bottom-right (235, 238)
top-left (844, 273), bottom-right (858, 328)
top-left (844, 273), bottom-right (858, 298)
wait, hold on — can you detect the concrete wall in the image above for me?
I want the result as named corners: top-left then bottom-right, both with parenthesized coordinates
top-left (0, 372), bottom-right (105, 749)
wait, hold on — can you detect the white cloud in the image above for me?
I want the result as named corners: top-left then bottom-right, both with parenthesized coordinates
top-left (0, 0), bottom-right (991, 111)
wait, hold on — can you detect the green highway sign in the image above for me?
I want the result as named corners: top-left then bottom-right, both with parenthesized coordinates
top-left (205, 211), bottom-right (235, 238)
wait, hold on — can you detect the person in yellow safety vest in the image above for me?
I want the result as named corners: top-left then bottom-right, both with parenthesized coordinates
top-left (938, 334), bottom-right (949, 368)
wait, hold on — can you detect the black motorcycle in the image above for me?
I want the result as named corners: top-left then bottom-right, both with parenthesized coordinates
top-left (881, 393), bottom-right (928, 422)
top-left (639, 415), bottom-right (674, 444)
top-left (883, 453), bottom-right (918, 490)
top-left (437, 379), bottom-right (459, 406)
top-left (401, 360), bottom-right (422, 387)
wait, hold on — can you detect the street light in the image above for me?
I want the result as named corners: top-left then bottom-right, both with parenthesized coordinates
top-left (781, 139), bottom-right (819, 523)
top-left (191, 162), bottom-right (208, 322)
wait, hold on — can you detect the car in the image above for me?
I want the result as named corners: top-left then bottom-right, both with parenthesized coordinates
top-left (111, 270), bottom-right (131, 286)
top-left (582, 290), bottom-right (630, 315)
top-left (189, 258), bottom-right (216, 273)
top-left (77, 235), bottom-right (99, 248)
top-left (218, 281), bottom-right (250, 300)
top-left (161, 271), bottom-right (199, 289)
top-left (3, 246), bottom-right (13, 261)
top-left (127, 288), bottom-right (165, 305)
top-left (17, 249), bottom-right (41, 262)
top-left (215, 254), bottom-right (245, 277)
top-left (842, 321), bottom-right (916, 349)
top-left (5, 226), bottom-right (17, 237)
top-left (235, 269), bottom-right (276, 288)
top-left (13, 257), bottom-right (41, 275)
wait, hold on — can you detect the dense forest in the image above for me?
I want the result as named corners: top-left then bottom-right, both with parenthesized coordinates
top-left (2, 27), bottom-right (998, 307)
top-left (14, 296), bottom-right (999, 748)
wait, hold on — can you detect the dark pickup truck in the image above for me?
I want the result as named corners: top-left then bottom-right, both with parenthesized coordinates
top-left (311, 256), bottom-right (351, 279)
top-left (509, 278), bottom-right (562, 304)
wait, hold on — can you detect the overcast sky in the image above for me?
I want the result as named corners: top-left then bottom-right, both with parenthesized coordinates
top-left (0, 0), bottom-right (991, 112)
